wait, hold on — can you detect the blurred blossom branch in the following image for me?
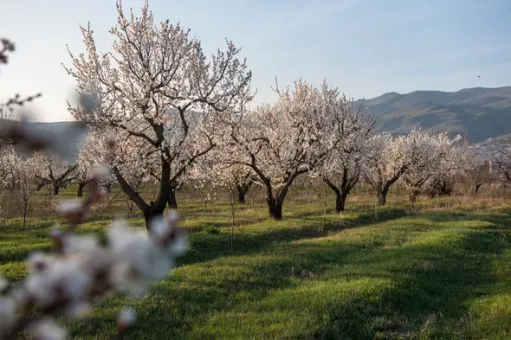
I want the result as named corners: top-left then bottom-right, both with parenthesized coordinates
top-left (0, 36), bottom-right (189, 339)
top-left (0, 38), bottom-right (15, 65)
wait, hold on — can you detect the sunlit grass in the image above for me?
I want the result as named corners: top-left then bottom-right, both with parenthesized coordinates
top-left (1, 187), bottom-right (511, 339)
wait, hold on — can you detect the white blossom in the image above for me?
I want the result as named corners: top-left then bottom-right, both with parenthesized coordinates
top-left (118, 307), bottom-right (137, 327)
top-left (0, 297), bottom-right (16, 330)
top-left (56, 200), bottom-right (84, 216)
top-left (29, 319), bottom-right (68, 340)
top-left (62, 234), bottom-right (100, 254)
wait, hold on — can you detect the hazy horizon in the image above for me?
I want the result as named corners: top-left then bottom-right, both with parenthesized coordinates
top-left (1, 0), bottom-right (511, 122)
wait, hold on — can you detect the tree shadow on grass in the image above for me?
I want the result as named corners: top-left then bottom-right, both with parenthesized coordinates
top-left (178, 207), bottom-right (408, 267)
top-left (70, 215), bottom-right (510, 339)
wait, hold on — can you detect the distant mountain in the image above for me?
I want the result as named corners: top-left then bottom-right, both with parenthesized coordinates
top-left (357, 86), bottom-right (511, 143)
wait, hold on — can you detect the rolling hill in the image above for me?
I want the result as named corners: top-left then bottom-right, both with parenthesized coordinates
top-left (358, 86), bottom-right (511, 143)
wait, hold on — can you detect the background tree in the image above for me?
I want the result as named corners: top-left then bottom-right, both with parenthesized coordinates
top-left (401, 131), bottom-right (460, 203)
top-left (315, 100), bottom-right (375, 212)
top-left (363, 132), bottom-right (418, 206)
top-left (65, 0), bottom-right (252, 228)
top-left (424, 143), bottom-right (467, 197)
top-left (464, 146), bottom-right (493, 194)
top-left (492, 144), bottom-right (511, 185)
top-left (31, 151), bottom-right (78, 195)
top-left (225, 79), bottom-right (352, 219)
top-left (0, 146), bottom-right (38, 229)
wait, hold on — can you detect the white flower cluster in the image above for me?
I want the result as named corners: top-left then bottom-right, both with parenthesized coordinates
top-left (0, 207), bottom-right (187, 338)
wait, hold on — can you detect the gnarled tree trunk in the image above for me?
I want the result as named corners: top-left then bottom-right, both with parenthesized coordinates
top-left (266, 185), bottom-right (288, 220)
top-left (267, 197), bottom-right (284, 220)
top-left (168, 184), bottom-right (178, 209)
top-left (377, 190), bottom-right (387, 206)
top-left (103, 183), bottom-right (112, 194)
top-left (113, 156), bottom-right (172, 231)
top-left (323, 172), bottom-right (358, 213)
top-left (335, 191), bottom-right (348, 213)
top-left (375, 176), bottom-right (400, 207)
top-left (474, 183), bottom-right (482, 195)
top-left (77, 182), bottom-right (85, 197)
top-left (236, 181), bottom-right (252, 204)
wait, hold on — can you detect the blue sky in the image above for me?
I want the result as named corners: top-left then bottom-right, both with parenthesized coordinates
top-left (1, 0), bottom-right (510, 122)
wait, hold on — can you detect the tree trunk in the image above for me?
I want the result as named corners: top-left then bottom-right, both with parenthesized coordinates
top-left (474, 183), bottom-right (482, 195)
top-left (409, 190), bottom-right (420, 204)
top-left (323, 178), bottom-right (351, 213)
top-left (437, 180), bottom-right (453, 196)
top-left (53, 184), bottom-right (60, 195)
top-left (236, 184), bottom-right (250, 204)
top-left (168, 185), bottom-right (177, 209)
top-left (265, 183), bottom-right (289, 220)
top-left (21, 199), bottom-right (29, 230)
top-left (267, 198), bottom-right (283, 220)
top-left (104, 183), bottom-right (111, 194)
top-left (77, 182), bottom-right (85, 197)
top-left (377, 190), bottom-right (388, 206)
top-left (335, 191), bottom-right (348, 213)
top-left (113, 155), bottom-right (172, 232)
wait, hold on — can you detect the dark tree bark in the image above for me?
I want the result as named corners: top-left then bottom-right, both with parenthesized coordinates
top-left (168, 184), bottom-right (178, 209)
top-left (113, 155), bottom-right (172, 231)
top-left (267, 197), bottom-right (284, 220)
top-left (335, 191), bottom-right (348, 213)
top-left (35, 176), bottom-right (50, 191)
top-left (266, 185), bottom-right (289, 220)
top-left (376, 181), bottom-right (393, 207)
top-left (430, 179), bottom-right (453, 197)
top-left (21, 202), bottom-right (28, 231)
top-left (377, 190), bottom-right (388, 206)
top-left (77, 183), bottom-right (84, 197)
top-left (53, 184), bottom-right (60, 195)
top-left (474, 182), bottom-right (482, 195)
top-left (77, 181), bottom-right (89, 197)
top-left (236, 180), bottom-right (253, 204)
top-left (371, 170), bottom-right (404, 207)
top-left (323, 167), bottom-right (359, 213)
top-left (103, 182), bottom-right (112, 194)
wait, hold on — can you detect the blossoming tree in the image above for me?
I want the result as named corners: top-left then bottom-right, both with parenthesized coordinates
top-left (493, 144), bottom-right (511, 185)
top-left (315, 101), bottom-right (375, 212)
top-left (31, 151), bottom-right (78, 195)
top-left (65, 0), bottom-right (252, 228)
top-left (363, 132), bottom-right (422, 206)
top-left (463, 146), bottom-right (494, 194)
top-left (0, 145), bottom-right (39, 229)
top-left (224, 79), bottom-right (355, 219)
top-left (401, 130), bottom-right (461, 203)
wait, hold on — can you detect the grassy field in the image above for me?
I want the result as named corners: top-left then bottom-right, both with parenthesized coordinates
top-left (2, 189), bottom-right (511, 339)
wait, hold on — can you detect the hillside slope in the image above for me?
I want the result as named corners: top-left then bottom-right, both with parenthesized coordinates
top-left (358, 86), bottom-right (511, 143)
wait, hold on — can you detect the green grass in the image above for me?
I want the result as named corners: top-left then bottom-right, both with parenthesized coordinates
top-left (2, 192), bottom-right (511, 339)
